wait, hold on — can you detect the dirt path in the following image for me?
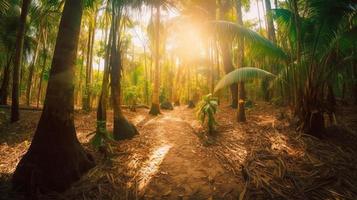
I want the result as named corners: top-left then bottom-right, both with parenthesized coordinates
top-left (135, 107), bottom-right (241, 199)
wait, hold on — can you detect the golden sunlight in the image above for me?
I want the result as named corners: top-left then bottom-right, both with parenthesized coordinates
top-left (136, 144), bottom-right (172, 192)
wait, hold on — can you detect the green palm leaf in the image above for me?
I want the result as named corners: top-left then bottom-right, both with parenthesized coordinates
top-left (214, 67), bottom-right (276, 93)
top-left (211, 20), bottom-right (288, 61)
top-left (0, 0), bottom-right (9, 15)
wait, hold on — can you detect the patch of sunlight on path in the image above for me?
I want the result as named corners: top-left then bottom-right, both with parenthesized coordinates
top-left (137, 144), bottom-right (172, 192)
top-left (130, 115), bottom-right (174, 195)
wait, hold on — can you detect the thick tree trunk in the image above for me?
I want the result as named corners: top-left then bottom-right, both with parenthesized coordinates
top-left (11, 0), bottom-right (31, 122)
top-left (25, 36), bottom-right (41, 106)
top-left (12, 0), bottom-right (95, 194)
top-left (149, 5), bottom-right (162, 115)
top-left (0, 55), bottom-right (12, 105)
top-left (111, 8), bottom-right (138, 140)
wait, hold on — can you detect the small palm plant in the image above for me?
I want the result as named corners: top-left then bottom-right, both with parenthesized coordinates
top-left (196, 94), bottom-right (219, 134)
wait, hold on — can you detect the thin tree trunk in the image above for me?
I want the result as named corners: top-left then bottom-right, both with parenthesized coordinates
top-left (25, 34), bottom-right (41, 106)
top-left (96, 14), bottom-right (112, 137)
top-left (11, 0), bottom-right (31, 122)
top-left (144, 46), bottom-right (149, 105)
top-left (13, 0), bottom-right (95, 194)
top-left (218, 1), bottom-right (238, 108)
top-left (83, 22), bottom-right (93, 111)
top-left (0, 55), bottom-right (13, 105)
top-left (36, 48), bottom-right (47, 108)
top-left (149, 5), bottom-right (161, 115)
top-left (236, 0), bottom-right (246, 122)
top-left (256, 0), bottom-right (263, 33)
top-left (88, 10), bottom-right (97, 108)
top-left (264, 0), bottom-right (276, 42)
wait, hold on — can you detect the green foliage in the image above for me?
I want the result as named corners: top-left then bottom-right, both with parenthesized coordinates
top-left (124, 86), bottom-right (140, 106)
top-left (196, 94), bottom-right (218, 134)
top-left (0, 0), bottom-right (9, 15)
top-left (159, 87), bottom-right (168, 103)
top-left (211, 20), bottom-right (288, 60)
top-left (214, 67), bottom-right (276, 93)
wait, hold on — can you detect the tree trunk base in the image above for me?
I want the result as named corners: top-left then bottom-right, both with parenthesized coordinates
top-left (149, 103), bottom-right (161, 115)
top-left (237, 100), bottom-right (246, 122)
top-left (230, 101), bottom-right (238, 109)
top-left (12, 131), bottom-right (95, 195)
top-left (304, 111), bottom-right (325, 138)
top-left (187, 100), bottom-right (195, 109)
top-left (113, 116), bottom-right (139, 140)
top-left (161, 101), bottom-right (173, 110)
top-left (0, 98), bottom-right (8, 105)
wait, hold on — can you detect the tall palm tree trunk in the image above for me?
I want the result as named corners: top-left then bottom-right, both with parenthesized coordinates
top-left (83, 23), bottom-right (93, 111)
top-left (111, 5), bottom-right (138, 140)
top-left (264, 0), bottom-right (276, 42)
top-left (96, 15), bottom-right (112, 137)
top-left (218, 0), bottom-right (238, 108)
top-left (36, 48), bottom-right (47, 108)
top-left (149, 4), bottom-right (161, 115)
top-left (236, 0), bottom-right (246, 122)
top-left (12, 0), bottom-right (95, 194)
top-left (11, 0), bottom-right (31, 122)
top-left (25, 34), bottom-right (41, 106)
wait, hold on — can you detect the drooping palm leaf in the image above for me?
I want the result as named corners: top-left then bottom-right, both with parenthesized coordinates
top-left (270, 8), bottom-right (297, 42)
top-left (210, 20), bottom-right (288, 61)
top-left (214, 67), bottom-right (276, 93)
top-left (0, 0), bottom-right (9, 15)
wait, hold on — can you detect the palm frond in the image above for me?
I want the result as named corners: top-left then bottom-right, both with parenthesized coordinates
top-left (270, 8), bottom-right (297, 42)
top-left (211, 20), bottom-right (288, 61)
top-left (214, 67), bottom-right (276, 93)
top-left (0, 0), bottom-right (9, 15)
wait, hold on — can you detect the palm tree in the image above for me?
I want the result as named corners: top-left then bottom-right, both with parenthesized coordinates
top-left (25, 33), bottom-right (40, 106)
top-left (94, 5), bottom-right (112, 146)
top-left (82, 4), bottom-right (99, 111)
top-left (217, 0), bottom-right (239, 109)
top-left (132, 0), bottom-right (172, 115)
top-left (11, 0), bottom-right (31, 122)
top-left (214, 67), bottom-right (275, 122)
top-left (110, 0), bottom-right (138, 140)
top-left (264, 0), bottom-right (276, 42)
top-left (0, 7), bottom-right (19, 105)
top-left (271, 0), bottom-right (356, 136)
top-left (211, 20), bottom-right (287, 122)
top-left (13, 0), bottom-right (95, 193)
top-left (214, 67), bottom-right (276, 121)
top-left (235, 0), bottom-right (246, 122)
top-left (149, 3), bottom-right (162, 115)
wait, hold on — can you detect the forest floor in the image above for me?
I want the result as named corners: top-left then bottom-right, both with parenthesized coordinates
top-left (0, 102), bottom-right (357, 199)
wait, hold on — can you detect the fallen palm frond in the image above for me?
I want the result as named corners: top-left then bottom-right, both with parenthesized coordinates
top-left (210, 104), bottom-right (357, 200)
